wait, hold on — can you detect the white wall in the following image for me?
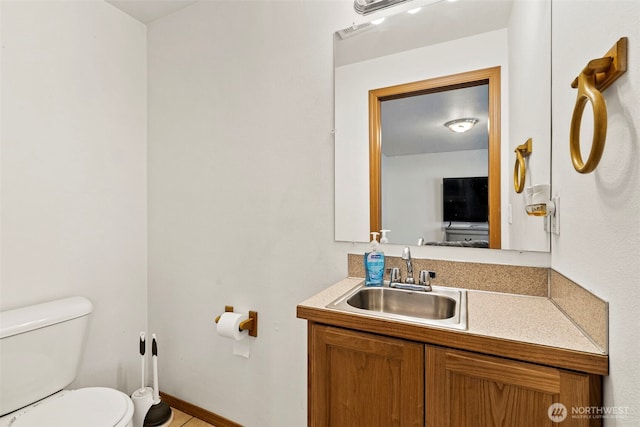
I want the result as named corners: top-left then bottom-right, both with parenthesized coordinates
top-left (383, 149), bottom-right (488, 243)
top-left (0, 0), bottom-right (147, 392)
top-left (146, 2), bottom-right (349, 425)
top-left (551, 1), bottom-right (640, 424)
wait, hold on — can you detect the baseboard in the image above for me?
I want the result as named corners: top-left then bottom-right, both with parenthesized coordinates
top-left (159, 391), bottom-right (243, 427)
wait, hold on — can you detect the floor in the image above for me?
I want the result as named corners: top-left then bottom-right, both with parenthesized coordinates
top-left (168, 408), bottom-right (215, 427)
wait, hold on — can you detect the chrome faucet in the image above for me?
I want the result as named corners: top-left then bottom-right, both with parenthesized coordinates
top-left (390, 249), bottom-right (436, 292)
top-left (401, 247), bottom-right (415, 284)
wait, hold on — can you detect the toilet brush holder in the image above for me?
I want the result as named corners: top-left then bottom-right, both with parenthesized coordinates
top-left (131, 387), bottom-right (154, 427)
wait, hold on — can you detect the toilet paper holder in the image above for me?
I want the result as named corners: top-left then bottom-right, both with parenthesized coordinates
top-left (215, 306), bottom-right (258, 337)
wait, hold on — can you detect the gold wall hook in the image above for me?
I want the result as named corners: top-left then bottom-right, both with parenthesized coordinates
top-left (569, 37), bottom-right (627, 174)
top-left (513, 138), bottom-right (532, 194)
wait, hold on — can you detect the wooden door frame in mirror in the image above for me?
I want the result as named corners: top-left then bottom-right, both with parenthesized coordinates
top-left (369, 66), bottom-right (501, 249)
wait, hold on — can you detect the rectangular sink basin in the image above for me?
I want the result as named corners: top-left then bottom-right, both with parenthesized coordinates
top-left (327, 283), bottom-right (467, 330)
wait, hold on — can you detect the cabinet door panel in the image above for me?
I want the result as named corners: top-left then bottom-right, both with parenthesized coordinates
top-left (448, 372), bottom-right (554, 426)
top-left (426, 346), bottom-right (601, 427)
top-left (310, 324), bottom-right (424, 427)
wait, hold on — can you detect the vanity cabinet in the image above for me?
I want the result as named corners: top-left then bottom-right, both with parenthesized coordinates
top-left (307, 323), bottom-right (602, 427)
top-left (308, 324), bottom-right (424, 426)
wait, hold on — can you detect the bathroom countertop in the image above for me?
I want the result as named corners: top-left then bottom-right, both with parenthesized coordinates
top-left (297, 277), bottom-right (609, 376)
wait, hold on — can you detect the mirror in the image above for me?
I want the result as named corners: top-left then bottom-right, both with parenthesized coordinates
top-left (334, 0), bottom-right (551, 252)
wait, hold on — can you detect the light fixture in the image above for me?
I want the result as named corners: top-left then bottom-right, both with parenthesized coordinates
top-left (444, 118), bottom-right (479, 133)
top-left (354, 0), bottom-right (411, 15)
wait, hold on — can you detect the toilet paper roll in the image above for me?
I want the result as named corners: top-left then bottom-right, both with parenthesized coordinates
top-left (216, 312), bottom-right (249, 341)
top-left (233, 339), bottom-right (250, 358)
top-left (216, 312), bottom-right (251, 358)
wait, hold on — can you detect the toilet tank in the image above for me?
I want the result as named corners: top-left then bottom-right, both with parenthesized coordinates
top-left (0, 296), bottom-right (93, 416)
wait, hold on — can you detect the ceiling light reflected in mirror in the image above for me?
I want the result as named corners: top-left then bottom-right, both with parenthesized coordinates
top-left (444, 118), bottom-right (479, 133)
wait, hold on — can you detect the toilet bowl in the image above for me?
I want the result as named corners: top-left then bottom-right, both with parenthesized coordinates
top-left (0, 388), bottom-right (133, 427)
top-left (0, 297), bottom-right (134, 427)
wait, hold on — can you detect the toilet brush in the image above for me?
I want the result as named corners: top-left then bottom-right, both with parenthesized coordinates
top-left (140, 332), bottom-right (146, 390)
top-left (143, 334), bottom-right (172, 427)
top-left (132, 332), bottom-right (153, 427)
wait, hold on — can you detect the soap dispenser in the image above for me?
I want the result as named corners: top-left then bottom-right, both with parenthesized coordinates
top-left (364, 232), bottom-right (385, 287)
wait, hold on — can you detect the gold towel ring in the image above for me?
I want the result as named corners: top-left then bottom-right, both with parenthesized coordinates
top-left (569, 66), bottom-right (608, 174)
top-left (569, 37), bottom-right (627, 174)
top-left (514, 138), bottom-right (532, 194)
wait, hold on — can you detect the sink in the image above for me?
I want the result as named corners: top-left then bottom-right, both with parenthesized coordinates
top-left (327, 283), bottom-right (467, 330)
top-left (347, 287), bottom-right (456, 319)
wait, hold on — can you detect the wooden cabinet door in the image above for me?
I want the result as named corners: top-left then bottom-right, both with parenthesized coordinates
top-left (426, 346), bottom-right (602, 427)
top-left (309, 324), bottom-right (424, 427)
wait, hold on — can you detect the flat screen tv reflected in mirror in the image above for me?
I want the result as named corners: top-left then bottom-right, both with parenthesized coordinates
top-left (442, 176), bottom-right (488, 223)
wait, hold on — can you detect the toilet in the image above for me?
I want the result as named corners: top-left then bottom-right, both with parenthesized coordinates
top-left (0, 297), bottom-right (134, 427)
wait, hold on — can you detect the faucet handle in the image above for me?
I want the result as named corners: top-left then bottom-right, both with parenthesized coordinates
top-left (390, 267), bottom-right (401, 284)
top-left (419, 270), bottom-right (436, 286)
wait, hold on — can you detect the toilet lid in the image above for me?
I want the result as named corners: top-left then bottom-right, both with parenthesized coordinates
top-left (12, 388), bottom-right (130, 427)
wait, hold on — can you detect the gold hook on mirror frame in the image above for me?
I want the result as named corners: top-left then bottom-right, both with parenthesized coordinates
top-left (514, 138), bottom-right (532, 194)
top-left (569, 37), bottom-right (627, 174)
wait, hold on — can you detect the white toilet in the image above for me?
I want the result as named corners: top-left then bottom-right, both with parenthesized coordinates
top-left (0, 297), bottom-right (134, 427)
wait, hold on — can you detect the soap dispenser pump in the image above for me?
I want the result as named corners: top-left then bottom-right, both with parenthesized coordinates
top-left (364, 232), bottom-right (385, 287)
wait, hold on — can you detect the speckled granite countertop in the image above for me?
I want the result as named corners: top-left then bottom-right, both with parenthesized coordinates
top-left (297, 277), bottom-right (608, 375)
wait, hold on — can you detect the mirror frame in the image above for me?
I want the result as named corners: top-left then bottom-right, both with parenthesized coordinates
top-left (369, 66), bottom-right (502, 248)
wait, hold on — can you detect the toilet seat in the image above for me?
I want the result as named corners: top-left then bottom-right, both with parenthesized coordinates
top-left (9, 387), bottom-right (133, 427)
